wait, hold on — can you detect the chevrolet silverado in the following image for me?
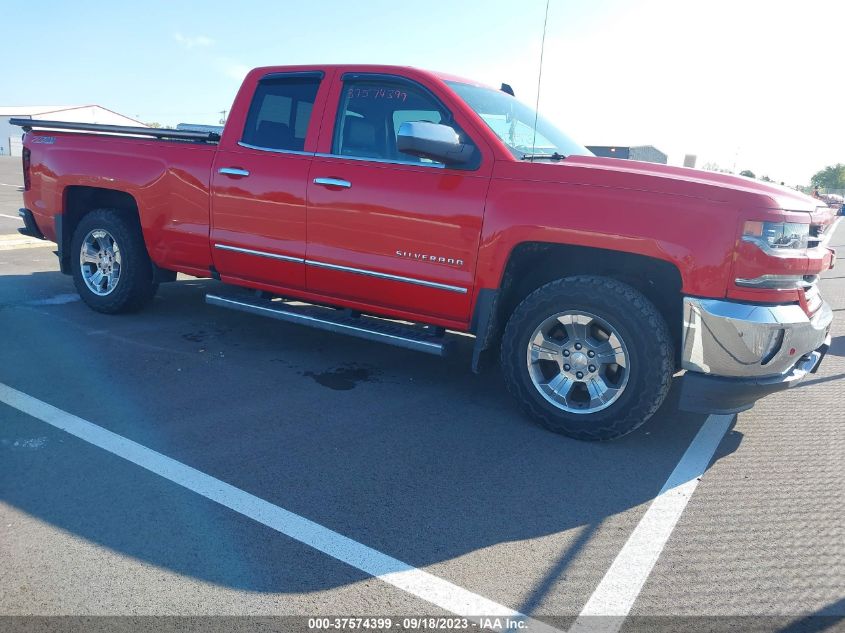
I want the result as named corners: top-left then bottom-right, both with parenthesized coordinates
top-left (13, 64), bottom-right (836, 440)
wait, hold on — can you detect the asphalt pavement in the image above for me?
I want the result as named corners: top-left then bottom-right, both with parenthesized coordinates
top-left (0, 156), bottom-right (842, 632)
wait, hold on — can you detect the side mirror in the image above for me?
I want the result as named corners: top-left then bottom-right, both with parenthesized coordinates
top-left (397, 121), bottom-right (474, 166)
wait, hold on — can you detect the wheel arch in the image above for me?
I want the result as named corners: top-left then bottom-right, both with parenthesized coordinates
top-left (58, 186), bottom-right (141, 275)
top-left (471, 241), bottom-right (684, 371)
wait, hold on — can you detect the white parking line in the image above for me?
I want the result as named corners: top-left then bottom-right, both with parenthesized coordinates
top-left (0, 234), bottom-right (53, 250)
top-left (0, 213), bottom-right (21, 219)
top-left (0, 183), bottom-right (22, 188)
top-left (569, 414), bottom-right (733, 633)
top-left (0, 382), bottom-right (559, 633)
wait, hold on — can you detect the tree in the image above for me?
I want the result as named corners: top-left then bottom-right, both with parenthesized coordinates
top-left (145, 122), bottom-right (162, 128)
top-left (739, 169), bottom-right (755, 178)
top-left (810, 163), bottom-right (845, 190)
top-left (702, 162), bottom-right (733, 174)
top-left (760, 175), bottom-right (772, 182)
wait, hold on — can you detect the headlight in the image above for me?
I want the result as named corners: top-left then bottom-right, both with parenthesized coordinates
top-left (742, 221), bottom-right (809, 253)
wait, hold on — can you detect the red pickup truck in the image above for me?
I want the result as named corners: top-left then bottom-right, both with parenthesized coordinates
top-left (13, 64), bottom-right (836, 440)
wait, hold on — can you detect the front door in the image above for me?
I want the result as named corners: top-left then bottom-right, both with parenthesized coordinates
top-left (306, 73), bottom-right (491, 323)
top-left (210, 70), bottom-right (330, 291)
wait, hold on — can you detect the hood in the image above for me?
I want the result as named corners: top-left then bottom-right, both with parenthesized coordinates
top-left (546, 155), bottom-right (824, 213)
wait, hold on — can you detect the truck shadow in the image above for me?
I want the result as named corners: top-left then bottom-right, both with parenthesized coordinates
top-left (828, 335), bottom-right (845, 357)
top-left (0, 273), bottom-right (743, 605)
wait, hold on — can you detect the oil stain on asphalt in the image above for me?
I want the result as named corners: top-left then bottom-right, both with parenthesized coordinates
top-left (182, 327), bottom-right (229, 343)
top-left (303, 364), bottom-right (379, 390)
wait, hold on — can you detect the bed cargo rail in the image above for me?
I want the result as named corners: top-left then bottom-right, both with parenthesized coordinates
top-left (8, 118), bottom-right (221, 143)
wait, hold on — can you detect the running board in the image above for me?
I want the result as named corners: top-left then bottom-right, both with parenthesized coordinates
top-left (206, 294), bottom-right (451, 357)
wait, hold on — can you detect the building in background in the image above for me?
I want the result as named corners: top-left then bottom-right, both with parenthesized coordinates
top-left (683, 154), bottom-right (697, 168)
top-left (0, 106), bottom-right (147, 156)
top-left (586, 145), bottom-right (668, 164)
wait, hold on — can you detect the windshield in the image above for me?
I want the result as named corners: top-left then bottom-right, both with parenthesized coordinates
top-left (446, 81), bottom-right (593, 159)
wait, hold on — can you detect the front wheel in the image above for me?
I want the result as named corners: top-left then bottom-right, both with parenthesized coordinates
top-left (71, 209), bottom-right (158, 314)
top-left (500, 275), bottom-right (674, 441)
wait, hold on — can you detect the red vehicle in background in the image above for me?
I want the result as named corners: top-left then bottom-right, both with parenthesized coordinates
top-left (13, 64), bottom-right (836, 440)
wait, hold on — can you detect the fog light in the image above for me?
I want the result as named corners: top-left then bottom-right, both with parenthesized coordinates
top-left (761, 329), bottom-right (785, 365)
top-left (737, 324), bottom-right (784, 364)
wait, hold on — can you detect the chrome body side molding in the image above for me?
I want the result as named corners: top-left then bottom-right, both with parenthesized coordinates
top-left (212, 245), bottom-right (468, 294)
top-left (305, 260), bottom-right (467, 294)
top-left (213, 244), bottom-right (304, 264)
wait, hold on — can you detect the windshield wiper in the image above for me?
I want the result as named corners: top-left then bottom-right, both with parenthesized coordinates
top-left (521, 151), bottom-right (566, 161)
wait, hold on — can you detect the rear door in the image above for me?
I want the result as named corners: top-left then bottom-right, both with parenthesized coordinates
top-left (305, 72), bottom-right (492, 324)
top-left (210, 70), bottom-right (331, 291)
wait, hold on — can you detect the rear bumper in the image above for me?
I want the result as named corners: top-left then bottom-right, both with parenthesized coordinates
top-left (18, 208), bottom-right (45, 240)
top-left (679, 335), bottom-right (830, 414)
top-left (679, 295), bottom-right (833, 414)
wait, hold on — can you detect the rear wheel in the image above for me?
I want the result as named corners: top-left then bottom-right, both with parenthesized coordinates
top-left (71, 209), bottom-right (157, 313)
top-left (500, 275), bottom-right (673, 441)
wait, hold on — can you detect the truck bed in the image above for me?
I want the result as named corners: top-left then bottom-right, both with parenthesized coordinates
top-left (19, 122), bottom-right (219, 278)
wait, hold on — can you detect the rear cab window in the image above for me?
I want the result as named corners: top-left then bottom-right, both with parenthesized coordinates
top-left (241, 74), bottom-right (322, 152)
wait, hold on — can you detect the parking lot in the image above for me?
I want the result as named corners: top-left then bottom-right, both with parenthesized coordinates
top-left (0, 154), bottom-right (842, 632)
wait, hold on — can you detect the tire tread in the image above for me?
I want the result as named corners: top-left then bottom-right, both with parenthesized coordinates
top-left (71, 208), bottom-right (157, 314)
top-left (500, 275), bottom-right (673, 441)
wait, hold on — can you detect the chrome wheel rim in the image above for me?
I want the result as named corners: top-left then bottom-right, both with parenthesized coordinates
top-left (80, 229), bottom-right (121, 296)
top-left (526, 310), bottom-right (630, 414)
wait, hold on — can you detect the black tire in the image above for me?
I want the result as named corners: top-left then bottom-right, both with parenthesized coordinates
top-left (500, 275), bottom-right (673, 441)
top-left (71, 208), bottom-right (158, 314)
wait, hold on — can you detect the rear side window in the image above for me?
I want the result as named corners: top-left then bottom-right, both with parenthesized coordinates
top-left (242, 76), bottom-right (321, 151)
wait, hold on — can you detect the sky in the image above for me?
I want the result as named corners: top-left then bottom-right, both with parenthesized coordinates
top-left (3, 0), bottom-right (843, 185)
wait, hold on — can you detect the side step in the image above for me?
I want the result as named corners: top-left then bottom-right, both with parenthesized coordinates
top-left (206, 294), bottom-right (451, 357)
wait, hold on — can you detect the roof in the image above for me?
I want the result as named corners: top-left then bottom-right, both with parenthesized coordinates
top-left (246, 64), bottom-right (494, 89)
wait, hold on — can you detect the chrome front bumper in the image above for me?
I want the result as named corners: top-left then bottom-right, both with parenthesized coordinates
top-left (681, 297), bottom-right (833, 378)
top-left (679, 296), bottom-right (833, 414)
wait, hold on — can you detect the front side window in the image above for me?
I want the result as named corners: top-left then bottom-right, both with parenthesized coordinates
top-left (333, 79), bottom-right (459, 164)
top-left (242, 75), bottom-right (321, 151)
top-left (446, 81), bottom-right (592, 159)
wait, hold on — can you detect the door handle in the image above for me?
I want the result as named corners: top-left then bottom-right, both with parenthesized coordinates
top-left (313, 177), bottom-right (351, 189)
top-left (219, 167), bottom-right (250, 177)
